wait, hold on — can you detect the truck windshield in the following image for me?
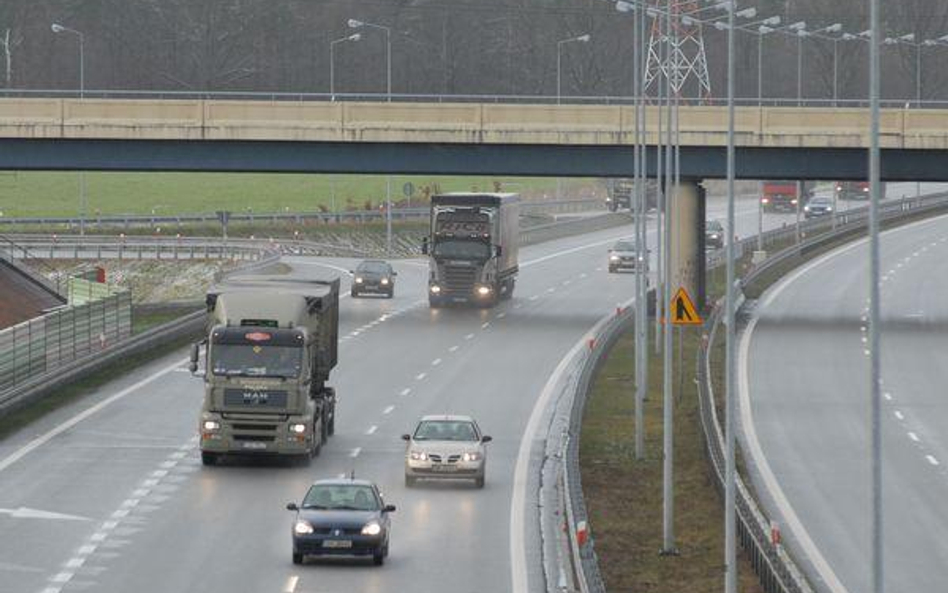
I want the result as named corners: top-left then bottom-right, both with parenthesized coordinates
top-left (210, 344), bottom-right (303, 378)
top-left (432, 239), bottom-right (491, 260)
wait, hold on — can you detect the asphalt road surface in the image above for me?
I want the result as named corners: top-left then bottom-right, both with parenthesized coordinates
top-left (0, 193), bottom-right (816, 593)
top-left (741, 212), bottom-right (948, 593)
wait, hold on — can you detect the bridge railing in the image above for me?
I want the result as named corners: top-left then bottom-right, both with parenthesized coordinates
top-left (2, 88), bottom-right (948, 109)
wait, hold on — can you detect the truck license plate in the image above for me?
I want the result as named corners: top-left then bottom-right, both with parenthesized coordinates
top-left (323, 540), bottom-right (352, 549)
top-left (241, 442), bottom-right (267, 450)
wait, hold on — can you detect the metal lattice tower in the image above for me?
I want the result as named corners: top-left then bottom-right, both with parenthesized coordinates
top-left (643, 0), bottom-right (712, 99)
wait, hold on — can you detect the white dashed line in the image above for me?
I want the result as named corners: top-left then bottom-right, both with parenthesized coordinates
top-left (285, 575), bottom-right (300, 593)
top-left (50, 573), bottom-right (73, 584)
top-left (448, 345), bottom-right (459, 353)
top-left (883, 392), bottom-right (892, 401)
top-left (110, 509), bottom-right (129, 519)
top-left (350, 448), bottom-right (362, 458)
top-left (64, 558), bottom-right (84, 569)
top-left (908, 432), bottom-right (920, 442)
top-left (383, 405), bottom-right (395, 415)
top-left (497, 312), bottom-right (506, 319)
top-left (926, 455), bottom-right (940, 466)
top-left (481, 322), bottom-right (490, 329)
top-left (366, 425), bottom-right (378, 435)
top-left (529, 295), bottom-right (539, 301)
top-left (465, 333), bottom-right (475, 340)
top-left (546, 287), bottom-right (555, 293)
top-left (77, 545), bottom-right (96, 555)
top-left (416, 372), bottom-right (427, 381)
top-left (399, 388), bottom-right (411, 396)
top-left (894, 411), bottom-right (904, 421)
top-left (432, 358), bottom-right (442, 366)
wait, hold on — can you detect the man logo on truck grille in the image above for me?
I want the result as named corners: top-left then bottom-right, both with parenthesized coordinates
top-left (243, 391), bottom-right (269, 405)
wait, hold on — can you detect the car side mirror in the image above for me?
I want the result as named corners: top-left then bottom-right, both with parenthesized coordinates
top-left (481, 435), bottom-right (493, 443)
top-left (383, 505), bottom-right (396, 513)
top-left (421, 237), bottom-right (429, 255)
top-left (392, 271), bottom-right (398, 277)
top-left (495, 245), bottom-right (502, 257)
top-left (401, 434), bottom-right (411, 441)
top-left (286, 502), bottom-right (299, 511)
top-left (348, 270), bottom-right (355, 275)
top-left (188, 343), bottom-right (200, 374)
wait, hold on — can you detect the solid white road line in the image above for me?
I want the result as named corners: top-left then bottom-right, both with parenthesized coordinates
top-left (0, 357), bottom-right (188, 474)
top-left (284, 576), bottom-right (299, 593)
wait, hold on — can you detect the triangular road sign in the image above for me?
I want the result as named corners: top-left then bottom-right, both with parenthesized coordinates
top-left (671, 287), bottom-right (702, 326)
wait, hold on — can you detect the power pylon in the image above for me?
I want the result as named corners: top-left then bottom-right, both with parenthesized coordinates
top-left (643, 0), bottom-right (712, 99)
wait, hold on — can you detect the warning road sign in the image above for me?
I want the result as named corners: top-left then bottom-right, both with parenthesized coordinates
top-left (671, 287), bottom-right (702, 326)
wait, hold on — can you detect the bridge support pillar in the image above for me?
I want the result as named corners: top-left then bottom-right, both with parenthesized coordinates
top-left (669, 179), bottom-right (706, 310)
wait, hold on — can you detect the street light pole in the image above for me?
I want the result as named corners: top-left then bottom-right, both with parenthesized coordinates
top-left (869, 0), bottom-right (883, 591)
top-left (725, 0), bottom-right (737, 589)
top-left (52, 22), bottom-right (86, 235)
top-left (556, 34), bottom-right (590, 105)
top-left (330, 33), bottom-right (361, 101)
top-left (348, 19), bottom-right (391, 101)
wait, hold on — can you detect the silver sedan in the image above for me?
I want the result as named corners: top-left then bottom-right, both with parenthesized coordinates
top-left (402, 415), bottom-right (492, 488)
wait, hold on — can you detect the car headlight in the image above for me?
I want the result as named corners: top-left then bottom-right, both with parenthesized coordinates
top-left (429, 285), bottom-right (441, 294)
top-left (462, 452), bottom-right (482, 462)
top-left (354, 276), bottom-right (363, 284)
top-left (294, 520), bottom-right (314, 535)
top-left (380, 278), bottom-right (390, 285)
top-left (826, 207), bottom-right (833, 212)
top-left (410, 450), bottom-right (428, 461)
top-left (289, 423), bottom-right (306, 434)
top-left (609, 255), bottom-right (620, 261)
top-left (203, 420), bottom-right (221, 431)
top-left (476, 285), bottom-right (491, 296)
top-left (361, 521), bottom-right (382, 536)
top-left (791, 199), bottom-right (798, 205)
top-left (804, 206), bottom-right (811, 212)
top-left (710, 233), bottom-right (719, 239)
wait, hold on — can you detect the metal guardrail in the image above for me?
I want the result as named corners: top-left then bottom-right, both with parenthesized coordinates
top-left (0, 199), bottom-right (604, 229)
top-left (0, 88), bottom-right (945, 109)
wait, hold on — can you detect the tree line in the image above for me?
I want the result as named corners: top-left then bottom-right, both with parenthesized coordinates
top-left (1, 0), bottom-right (946, 102)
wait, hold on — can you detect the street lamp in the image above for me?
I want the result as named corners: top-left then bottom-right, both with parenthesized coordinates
top-left (330, 33), bottom-right (360, 101)
top-left (51, 23), bottom-right (84, 98)
top-left (348, 19), bottom-right (391, 101)
top-left (556, 33), bottom-right (590, 104)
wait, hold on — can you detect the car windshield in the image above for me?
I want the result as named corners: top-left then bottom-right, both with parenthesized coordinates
top-left (612, 241), bottom-right (636, 252)
top-left (432, 239), bottom-right (491, 260)
top-left (357, 261), bottom-right (390, 274)
top-left (210, 344), bottom-right (302, 378)
top-left (413, 420), bottom-right (478, 441)
top-left (302, 485), bottom-right (380, 511)
top-left (707, 221), bottom-right (724, 232)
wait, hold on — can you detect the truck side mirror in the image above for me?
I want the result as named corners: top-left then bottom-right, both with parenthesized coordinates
top-left (188, 343), bottom-right (200, 374)
top-left (421, 237), bottom-right (429, 255)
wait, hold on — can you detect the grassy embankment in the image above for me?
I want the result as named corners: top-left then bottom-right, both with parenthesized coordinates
top-left (0, 171), bottom-right (592, 218)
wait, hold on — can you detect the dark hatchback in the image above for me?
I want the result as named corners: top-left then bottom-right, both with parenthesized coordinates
top-left (804, 196), bottom-right (834, 219)
top-left (287, 479), bottom-right (395, 565)
top-left (608, 240), bottom-right (648, 273)
top-left (350, 260), bottom-right (396, 298)
top-left (705, 220), bottom-right (725, 249)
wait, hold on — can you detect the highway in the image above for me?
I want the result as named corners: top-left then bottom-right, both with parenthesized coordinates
top-left (0, 192), bottom-right (813, 593)
top-left (741, 211), bottom-right (948, 593)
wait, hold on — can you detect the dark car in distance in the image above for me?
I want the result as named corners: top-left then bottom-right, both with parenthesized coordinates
top-left (287, 478), bottom-right (395, 566)
top-left (705, 220), bottom-right (725, 249)
top-left (804, 196), bottom-right (835, 219)
top-left (350, 260), bottom-right (396, 298)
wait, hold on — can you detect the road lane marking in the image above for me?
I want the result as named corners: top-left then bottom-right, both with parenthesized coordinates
top-left (529, 295), bottom-right (539, 301)
top-left (382, 406), bottom-right (395, 415)
top-left (415, 372), bottom-right (427, 381)
top-left (432, 358), bottom-right (442, 366)
top-left (908, 432), bottom-right (920, 442)
top-left (448, 345), bottom-right (459, 353)
top-left (465, 333), bottom-right (475, 340)
top-left (399, 388), bottom-right (411, 396)
top-left (481, 322), bottom-right (490, 329)
top-left (366, 425), bottom-right (378, 435)
top-left (497, 312), bottom-right (507, 319)
top-left (894, 411), bottom-right (904, 421)
top-left (64, 558), bottom-right (84, 569)
top-left (926, 455), bottom-right (940, 466)
top-left (350, 448), bottom-right (361, 458)
top-left (0, 357), bottom-right (188, 474)
top-left (883, 392), bottom-right (892, 401)
top-left (284, 576), bottom-right (299, 593)
top-left (511, 296), bottom-right (634, 593)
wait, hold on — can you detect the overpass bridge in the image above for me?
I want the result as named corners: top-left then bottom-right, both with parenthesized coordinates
top-left (2, 97), bottom-right (948, 181)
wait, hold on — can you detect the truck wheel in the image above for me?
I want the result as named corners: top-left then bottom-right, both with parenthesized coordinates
top-left (608, 202), bottom-right (618, 212)
top-left (350, 289), bottom-right (359, 298)
top-left (373, 549), bottom-right (385, 566)
top-left (201, 452), bottom-right (218, 466)
top-left (320, 415), bottom-right (328, 445)
top-left (328, 414), bottom-right (335, 436)
top-left (501, 279), bottom-right (515, 300)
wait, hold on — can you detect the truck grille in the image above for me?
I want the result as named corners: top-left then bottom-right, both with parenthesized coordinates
top-left (233, 434), bottom-right (275, 442)
top-left (443, 265), bottom-right (477, 291)
top-left (223, 389), bottom-right (288, 408)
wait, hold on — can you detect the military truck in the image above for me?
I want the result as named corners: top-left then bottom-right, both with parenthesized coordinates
top-left (189, 276), bottom-right (339, 466)
top-left (423, 193), bottom-right (519, 307)
top-left (606, 178), bottom-right (659, 212)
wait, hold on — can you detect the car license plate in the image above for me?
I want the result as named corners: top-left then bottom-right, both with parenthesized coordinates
top-left (241, 442), bottom-right (267, 450)
top-left (432, 464), bottom-right (456, 472)
top-left (323, 540), bottom-right (352, 549)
